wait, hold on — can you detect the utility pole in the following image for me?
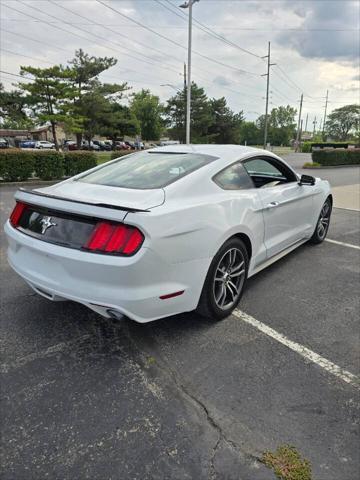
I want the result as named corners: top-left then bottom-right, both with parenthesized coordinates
top-left (180, 0), bottom-right (199, 145)
top-left (183, 62), bottom-right (187, 90)
top-left (262, 41), bottom-right (276, 149)
top-left (305, 113), bottom-right (308, 132)
top-left (295, 93), bottom-right (303, 152)
top-left (322, 90), bottom-right (329, 139)
top-left (319, 117), bottom-right (323, 133)
top-left (299, 119), bottom-right (303, 146)
top-left (312, 116), bottom-right (317, 138)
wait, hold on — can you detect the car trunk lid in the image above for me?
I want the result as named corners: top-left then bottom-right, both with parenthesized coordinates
top-left (15, 181), bottom-right (164, 223)
top-left (12, 181), bottom-right (159, 253)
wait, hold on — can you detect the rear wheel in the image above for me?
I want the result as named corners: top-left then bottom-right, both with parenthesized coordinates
top-left (196, 238), bottom-right (249, 320)
top-left (309, 197), bottom-right (332, 244)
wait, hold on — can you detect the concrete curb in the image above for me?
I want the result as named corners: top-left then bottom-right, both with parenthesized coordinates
top-left (303, 164), bottom-right (360, 170)
top-left (0, 180), bottom-right (60, 187)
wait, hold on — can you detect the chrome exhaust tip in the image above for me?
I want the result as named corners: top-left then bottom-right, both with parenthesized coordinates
top-left (107, 309), bottom-right (124, 321)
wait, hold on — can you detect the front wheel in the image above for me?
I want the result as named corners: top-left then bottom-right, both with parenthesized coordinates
top-left (196, 238), bottom-right (249, 320)
top-left (309, 197), bottom-right (332, 244)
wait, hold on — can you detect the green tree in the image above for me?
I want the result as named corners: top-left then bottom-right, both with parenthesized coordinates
top-left (77, 81), bottom-right (132, 142)
top-left (165, 83), bottom-right (212, 143)
top-left (238, 121), bottom-right (262, 145)
top-left (0, 83), bottom-right (33, 129)
top-left (66, 49), bottom-right (128, 145)
top-left (100, 103), bottom-right (140, 143)
top-left (130, 89), bottom-right (163, 141)
top-left (257, 105), bottom-right (297, 146)
top-left (18, 65), bottom-right (75, 150)
top-left (325, 104), bottom-right (360, 140)
top-left (209, 97), bottom-right (244, 144)
top-left (269, 105), bottom-right (297, 129)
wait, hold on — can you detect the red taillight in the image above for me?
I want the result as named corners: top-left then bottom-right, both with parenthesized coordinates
top-left (84, 222), bottom-right (144, 256)
top-left (10, 202), bottom-right (26, 226)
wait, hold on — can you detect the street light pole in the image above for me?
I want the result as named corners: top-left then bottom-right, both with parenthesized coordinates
top-left (180, 0), bottom-right (199, 145)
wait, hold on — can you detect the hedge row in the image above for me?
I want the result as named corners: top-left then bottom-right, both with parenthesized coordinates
top-left (110, 151), bottom-right (133, 160)
top-left (302, 142), bottom-right (356, 153)
top-left (0, 149), bottom-right (97, 182)
top-left (312, 149), bottom-right (360, 166)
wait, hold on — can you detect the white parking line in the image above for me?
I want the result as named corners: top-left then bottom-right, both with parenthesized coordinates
top-left (233, 309), bottom-right (360, 389)
top-left (325, 238), bottom-right (360, 250)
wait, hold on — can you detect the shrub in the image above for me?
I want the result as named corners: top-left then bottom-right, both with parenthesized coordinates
top-left (302, 142), bottom-right (357, 153)
top-left (0, 149), bottom-right (35, 181)
top-left (110, 151), bottom-right (132, 160)
top-left (312, 149), bottom-right (360, 166)
top-left (303, 162), bottom-right (321, 168)
top-left (64, 151), bottom-right (97, 176)
top-left (301, 142), bottom-right (312, 153)
top-left (33, 150), bottom-right (64, 180)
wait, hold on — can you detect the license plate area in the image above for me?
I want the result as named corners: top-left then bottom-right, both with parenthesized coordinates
top-left (17, 205), bottom-right (96, 249)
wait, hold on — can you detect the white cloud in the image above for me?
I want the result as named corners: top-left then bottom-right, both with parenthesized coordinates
top-left (0, 0), bottom-right (359, 124)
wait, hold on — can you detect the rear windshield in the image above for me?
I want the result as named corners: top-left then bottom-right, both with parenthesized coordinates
top-left (77, 151), bottom-right (217, 189)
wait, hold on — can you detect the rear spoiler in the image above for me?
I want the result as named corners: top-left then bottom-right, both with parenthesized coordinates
top-left (17, 188), bottom-right (150, 213)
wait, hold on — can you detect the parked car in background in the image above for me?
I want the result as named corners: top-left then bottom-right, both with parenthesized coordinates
top-left (0, 138), bottom-right (9, 149)
top-left (81, 141), bottom-right (100, 151)
top-left (114, 141), bottom-right (131, 151)
top-left (5, 145), bottom-right (332, 323)
top-left (35, 140), bottom-right (55, 149)
top-left (19, 141), bottom-right (36, 149)
top-left (64, 140), bottom-right (78, 151)
top-left (93, 140), bottom-right (112, 151)
top-left (160, 140), bottom-right (180, 146)
top-left (134, 141), bottom-right (145, 150)
top-left (125, 141), bottom-right (136, 150)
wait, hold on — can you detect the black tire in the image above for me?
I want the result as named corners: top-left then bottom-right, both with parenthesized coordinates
top-left (309, 197), bottom-right (332, 244)
top-left (196, 237), bottom-right (249, 320)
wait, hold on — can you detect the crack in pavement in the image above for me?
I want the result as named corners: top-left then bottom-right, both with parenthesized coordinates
top-left (120, 322), bottom-right (261, 479)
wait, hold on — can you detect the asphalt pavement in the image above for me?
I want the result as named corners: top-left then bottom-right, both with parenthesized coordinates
top-left (1, 167), bottom-right (359, 479)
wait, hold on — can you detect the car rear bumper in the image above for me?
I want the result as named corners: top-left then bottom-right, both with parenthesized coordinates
top-left (5, 221), bottom-right (210, 322)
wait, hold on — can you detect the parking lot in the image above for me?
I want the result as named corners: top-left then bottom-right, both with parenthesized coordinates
top-left (1, 177), bottom-right (359, 479)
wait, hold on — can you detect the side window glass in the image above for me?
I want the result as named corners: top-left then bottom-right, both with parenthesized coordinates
top-left (214, 162), bottom-right (254, 190)
top-left (243, 158), bottom-right (284, 178)
top-left (243, 157), bottom-right (297, 186)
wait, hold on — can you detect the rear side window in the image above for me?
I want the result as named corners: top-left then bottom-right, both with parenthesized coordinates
top-left (214, 162), bottom-right (254, 190)
top-left (77, 151), bottom-right (217, 189)
top-left (243, 157), bottom-right (296, 182)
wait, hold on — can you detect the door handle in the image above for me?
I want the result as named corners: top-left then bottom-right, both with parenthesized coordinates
top-left (267, 201), bottom-right (279, 208)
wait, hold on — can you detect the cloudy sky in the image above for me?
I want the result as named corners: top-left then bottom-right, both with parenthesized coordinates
top-left (1, 0), bottom-right (359, 127)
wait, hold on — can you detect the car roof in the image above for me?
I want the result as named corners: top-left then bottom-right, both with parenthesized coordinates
top-left (150, 144), bottom-right (272, 162)
top-left (148, 144), bottom-right (298, 194)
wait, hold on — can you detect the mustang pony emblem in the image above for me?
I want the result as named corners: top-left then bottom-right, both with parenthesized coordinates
top-left (40, 216), bottom-right (57, 234)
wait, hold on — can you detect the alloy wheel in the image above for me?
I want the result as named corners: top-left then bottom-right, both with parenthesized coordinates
top-left (213, 247), bottom-right (246, 310)
top-left (317, 201), bottom-right (331, 240)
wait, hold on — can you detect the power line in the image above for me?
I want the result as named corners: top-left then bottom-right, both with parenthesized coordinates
top-left (48, 0), bottom-right (183, 73)
top-left (6, 1), bottom-right (182, 77)
top-left (159, 0), bottom-right (263, 59)
top-left (160, 0), bottom-right (325, 103)
top-left (0, 70), bottom-right (35, 81)
top-left (1, 28), bottom-right (266, 103)
top-left (0, 48), bottom-right (54, 65)
top-left (96, 0), bottom-right (260, 77)
top-left (29, 0), bottom-right (266, 96)
top-left (2, 19), bottom-right (357, 32)
top-left (0, 28), bottom-right (72, 54)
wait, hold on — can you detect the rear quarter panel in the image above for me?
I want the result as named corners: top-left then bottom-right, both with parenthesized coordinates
top-left (125, 189), bottom-right (266, 270)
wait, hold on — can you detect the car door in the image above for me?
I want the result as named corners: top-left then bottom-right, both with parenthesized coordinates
top-left (243, 156), bottom-right (314, 258)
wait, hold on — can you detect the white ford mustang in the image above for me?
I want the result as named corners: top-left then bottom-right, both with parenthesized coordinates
top-left (5, 145), bottom-right (332, 323)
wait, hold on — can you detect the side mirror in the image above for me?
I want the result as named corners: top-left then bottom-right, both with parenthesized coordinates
top-left (299, 174), bottom-right (315, 186)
